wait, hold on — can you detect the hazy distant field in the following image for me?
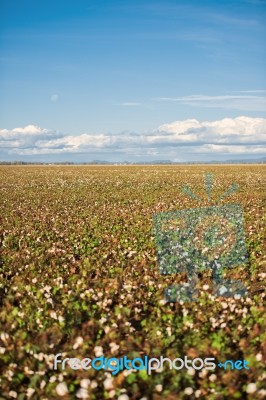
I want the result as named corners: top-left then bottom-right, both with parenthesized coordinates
top-left (0, 165), bottom-right (265, 399)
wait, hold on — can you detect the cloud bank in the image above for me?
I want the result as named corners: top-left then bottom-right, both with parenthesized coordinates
top-left (0, 117), bottom-right (265, 161)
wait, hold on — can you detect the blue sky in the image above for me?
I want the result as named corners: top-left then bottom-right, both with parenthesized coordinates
top-left (0, 0), bottom-right (266, 161)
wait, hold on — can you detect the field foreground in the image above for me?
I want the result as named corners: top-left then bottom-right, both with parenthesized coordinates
top-left (0, 165), bottom-right (265, 399)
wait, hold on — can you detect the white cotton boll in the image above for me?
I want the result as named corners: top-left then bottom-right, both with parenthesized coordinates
top-left (80, 379), bottom-right (90, 389)
top-left (26, 388), bottom-right (35, 398)
top-left (209, 374), bottom-right (217, 382)
top-left (195, 390), bottom-right (201, 398)
top-left (166, 326), bottom-right (172, 336)
top-left (50, 311), bottom-right (57, 320)
top-left (104, 377), bottom-right (114, 390)
top-left (0, 332), bottom-right (9, 342)
top-left (246, 383), bottom-right (257, 394)
top-left (184, 387), bottom-right (193, 395)
top-left (117, 395), bottom-right (129, 400)
top-left (183, 309), bottom-right (189, 317)
top-left (199, 368), bottom-right (208, 378)
top-left (73, 336), bottom-right (83, 349)
top-left (109, 342), bottom-right (119, 354)
top-left (56, 382), bottom-right (68, 396)
top-left (219, 286), bottom-right (228, 295)
top-left (94, 346), bottom-right (103, 357)
top-left (76, 388), bottom-right (89, 399)
top-left (187, 368), bottom-right (195, 376)
top-left (40, 380), bottom-right (46, 389)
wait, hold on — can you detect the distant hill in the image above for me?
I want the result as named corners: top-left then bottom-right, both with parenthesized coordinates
top-left (0, 157), bottom-right (265, 165)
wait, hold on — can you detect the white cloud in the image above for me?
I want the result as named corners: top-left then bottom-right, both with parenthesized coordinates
top-left (158, 116), bottom-right (266, 143)
top-left (119, 102), bottom-right (143, 106)
top-left (1, 124), bottom-right (49, 136)
top-left (34, 133), bottom-right (114, 152)
top-left (0, 117), bottom-right (265, 158)
top-left (155, 94), bottom-right (266, 111)
top-left (233, 90), bottom-right (266, 93)
top-left (117, 102), bottom-right (152, 109)
top-left (193, 144), bottom-right (266, 154)
top-left (0, 125), bottom-right (117, 155)
top-left (0, 125), bottom-right (59, 150)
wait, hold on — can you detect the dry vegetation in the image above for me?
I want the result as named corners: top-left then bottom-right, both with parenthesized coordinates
top-left (0, 165), bottom-right (265, 399)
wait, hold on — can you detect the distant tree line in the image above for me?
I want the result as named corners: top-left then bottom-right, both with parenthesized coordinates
top-left (0, 160), bottom-right (265, 165)
top-left (0, 161), bottom-right (75, 165)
